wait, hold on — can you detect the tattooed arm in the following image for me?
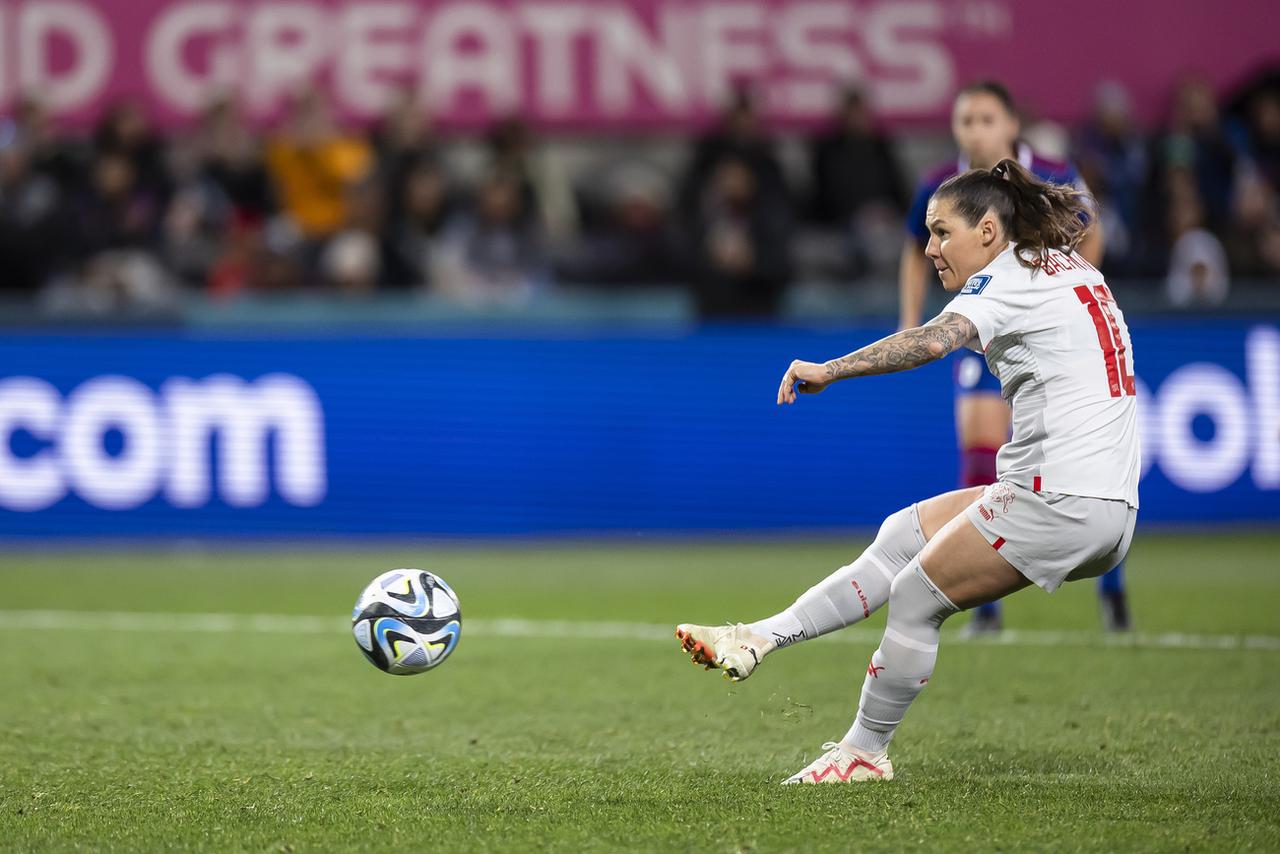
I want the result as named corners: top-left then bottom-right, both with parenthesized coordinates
top-left (776, 312), bottom-right (978, 405)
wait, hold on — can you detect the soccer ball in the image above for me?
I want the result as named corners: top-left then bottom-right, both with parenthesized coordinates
top-left (351, 569), bottom-right (462, 675)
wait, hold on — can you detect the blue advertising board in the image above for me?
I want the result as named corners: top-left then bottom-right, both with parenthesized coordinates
top-left (0, 319), bottom-right (1275, 538)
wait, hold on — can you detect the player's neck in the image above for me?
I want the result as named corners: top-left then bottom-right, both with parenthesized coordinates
top-left (976, 239), bottom-right (1011, 271)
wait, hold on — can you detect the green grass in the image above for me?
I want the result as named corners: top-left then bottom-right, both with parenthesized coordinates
top-left (1, 532), bottom-right (1278, 852)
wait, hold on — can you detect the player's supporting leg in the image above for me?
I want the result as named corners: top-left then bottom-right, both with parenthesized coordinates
top-left (676, 487), bottom-right (982, 681)
top-left (1097, 560), bottom-right (1131, 631)
top-left (841, 560), bottom-right (961, 756)
top-left (785, 512), bottom-right (1028, 784)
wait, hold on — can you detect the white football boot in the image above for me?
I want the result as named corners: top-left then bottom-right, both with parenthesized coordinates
top-left (782, 741), bottom-right (894, 784)
top-left (674, 623), bottom-right (775, 682)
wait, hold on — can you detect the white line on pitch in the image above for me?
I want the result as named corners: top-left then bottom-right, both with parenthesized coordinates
top-left (0, 609), bottom-right (1276, 652)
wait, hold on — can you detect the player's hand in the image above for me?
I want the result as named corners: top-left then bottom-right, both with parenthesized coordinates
top-left (777, 360), bottom-right (831, 405)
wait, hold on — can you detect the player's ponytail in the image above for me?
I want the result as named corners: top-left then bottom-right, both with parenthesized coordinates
top-left (933, 158), bottom-right (1094, 270)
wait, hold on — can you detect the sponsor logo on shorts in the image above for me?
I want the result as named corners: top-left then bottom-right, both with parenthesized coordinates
top-left (978, 504), bottom-right (994, 521)
top-left (867, 661), bottom-right (885, 678)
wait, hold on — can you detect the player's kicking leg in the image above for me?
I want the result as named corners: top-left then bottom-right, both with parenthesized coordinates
top-left (675, 487), bottom-right (980, 681)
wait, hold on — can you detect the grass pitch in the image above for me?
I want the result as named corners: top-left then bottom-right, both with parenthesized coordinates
top-left (1, 532), bottom-right (1278, 852)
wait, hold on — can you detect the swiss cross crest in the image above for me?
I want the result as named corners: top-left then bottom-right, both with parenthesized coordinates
top-left (988, 483), bottom-right (1016, 513)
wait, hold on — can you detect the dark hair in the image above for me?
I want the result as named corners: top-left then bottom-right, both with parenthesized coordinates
top-left (932, 159), bottom-right (1093, 269)
top-left (956, 80), bottom-right (1017, 115)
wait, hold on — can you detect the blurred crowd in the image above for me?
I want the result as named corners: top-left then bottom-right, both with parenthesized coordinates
top-left (1, 70), bottom-right (1278, 318)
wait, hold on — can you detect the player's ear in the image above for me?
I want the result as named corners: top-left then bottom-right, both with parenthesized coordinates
top-left (980, 211), bottom-right (1000, 247)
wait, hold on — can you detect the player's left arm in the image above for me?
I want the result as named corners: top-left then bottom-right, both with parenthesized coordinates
top-left (777, 311), bottom-right (978, 404)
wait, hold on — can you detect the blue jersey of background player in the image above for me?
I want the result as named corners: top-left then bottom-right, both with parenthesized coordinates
top-left (897, 80), bottom-right (1130, 633)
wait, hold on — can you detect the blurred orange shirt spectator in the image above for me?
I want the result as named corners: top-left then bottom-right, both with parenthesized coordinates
top-left (266, 89), bottom-right (373, 239)
top-left (266, 135), bottom-right (371, 238)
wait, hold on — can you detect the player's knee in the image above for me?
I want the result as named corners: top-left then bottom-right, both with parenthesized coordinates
top-left (874, 506), bottom-right (911, 543)
top-left (873, 505), bottom-right (926, 564)
top-left (888, 562), bottom-right (958, 629)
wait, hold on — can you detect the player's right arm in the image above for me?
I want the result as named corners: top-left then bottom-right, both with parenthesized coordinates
top-left (776, 312), bottom-right (977, 404)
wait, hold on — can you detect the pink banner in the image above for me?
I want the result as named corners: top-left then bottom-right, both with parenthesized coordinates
top-left (1, 0), bottom-right (1276, 130)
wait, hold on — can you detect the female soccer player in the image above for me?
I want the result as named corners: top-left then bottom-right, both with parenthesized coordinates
top-left (676, 160), bottom-right (1140, 783)
top-left (899, 80), bottom-right (1128, 633)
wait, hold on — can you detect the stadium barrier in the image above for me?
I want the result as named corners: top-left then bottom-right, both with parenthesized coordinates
top-left (0, 319), bottom-right (1276, 537)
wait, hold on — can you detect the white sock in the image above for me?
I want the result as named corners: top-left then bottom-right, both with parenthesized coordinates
top-left (746, 610), bottom-right (804, 646)
top-left (745, 505), bottom-right (927, 649)
top-left (843, 559), bottom-right (958, 753)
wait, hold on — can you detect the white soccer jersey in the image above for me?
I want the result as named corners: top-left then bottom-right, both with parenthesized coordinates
top-left (943, 243), bottom-right (1140, 507)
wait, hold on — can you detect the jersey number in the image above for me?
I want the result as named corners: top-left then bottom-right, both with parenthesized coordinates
top-left (1074, 284), bottom-right (1135, 398)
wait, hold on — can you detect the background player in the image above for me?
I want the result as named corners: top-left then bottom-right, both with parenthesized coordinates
top-left (677, 159), bottom-right (1140, 783)
top-left (898, 80), bottom-right (1130, 633)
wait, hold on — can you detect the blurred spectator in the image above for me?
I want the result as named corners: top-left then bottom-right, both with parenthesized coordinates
top-left (487, 116), bottom-right (578, 241)
top-left (198, 98), bottom-right (274, 220)
top-left (266, 88), bottom-right (373, 242)
top-left (73, 149), bottom-right (163, 255)
top-left (385, 155), bottom-right (454, 288)
top-left (373, 88), bottom-right (440, 226)
top-left (431, 167), bottom-right (546, 305)
top-left (1075, 81), bottom-right (1149, 269)
top-left (161, 98), bottom-right (272, 288)
top-left (41, 145), bottom-right (177, 314)
top-left (13, 97), bottom-right (83, 190)
top-left (374, 88), bottom-right (437, 164)
top-left (0, 120), bottom-right (69, 294)
top-left (1153, 76), bottom-right (1238, 229)
top-left (1224, 167), bottom-right (1280, 277)
top-left (1164, 171), bottom-right (1229, 307)
top-left (1226, 71), bottom-right (1280, 193)
top-left (688, 156), bottom-right (792, 318)
top-left (555, 161), bottom-right (678, 286)
top-left (1245, 89), bottom-right (1280, 191)
top-left (678, 88), bottom-right (793, 315)
top-left (321, 229), bottom-right (382, 295)
top-left (808, 87), bottom-right (908, 225)
top-left (321, 175), bottom-right (392, 295)
top-left (162, 182), bottom-right (227, 287)
top-left (94, 100), bottom-right (169, 199)
top-left (679, 88), bottom-right (789, 227)
top-left (804, 86), bottom-right (907, 280)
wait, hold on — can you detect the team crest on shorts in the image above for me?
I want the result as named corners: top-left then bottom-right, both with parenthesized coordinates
top-left (960, 274), bottom-right (992, 295)
top-left (988, 483), bottom-right (1016, 512)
